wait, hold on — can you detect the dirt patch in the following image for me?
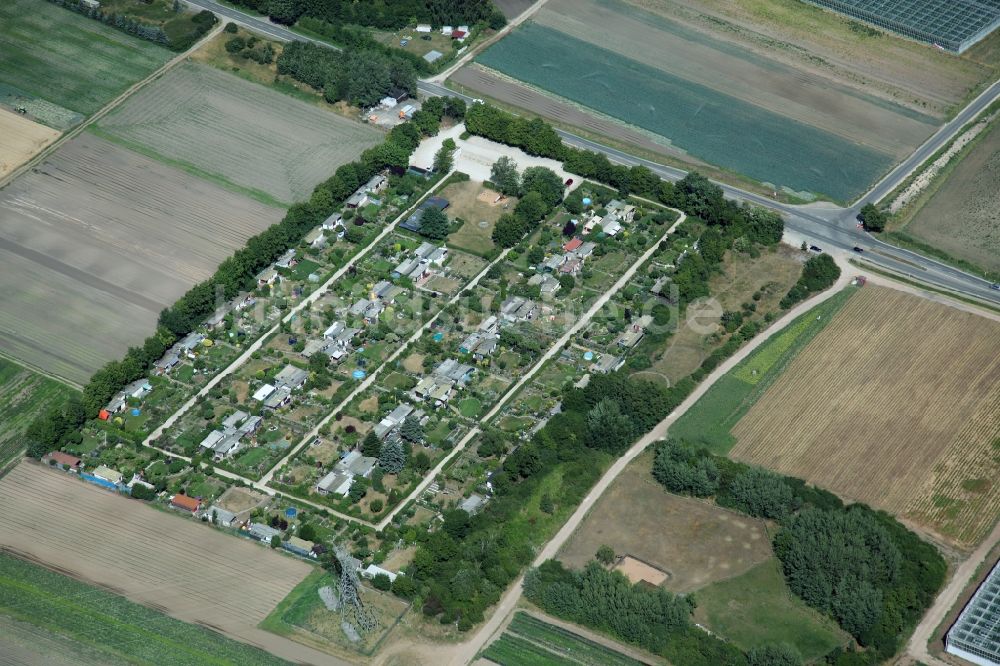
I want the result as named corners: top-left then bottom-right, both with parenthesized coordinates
top-left (0, 132), bottom-right (282, 384)
top-left (216, 486), bottom-right (268, 515)
top-left (613, 555), bottom-right (670, 586)
top-left (443, 180), bottom-right (516, 255)
top-left (0, 107), bottom-right (60, 178)
top-left (558, 450), bottom-right (772, 592)
top-left (902, 117), bottom-right (1000, 272)
top-left (0, 462), bottom-right (342, 665)
top-left (731, 287), bottom-right (1000, 549)
top-left (402, 353), bottom-right (425, 373)
top-left (358, 395), bottom-right (380, 413)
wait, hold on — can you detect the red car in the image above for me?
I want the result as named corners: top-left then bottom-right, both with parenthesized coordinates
top-left (564, 178), bottom-right (574, 186)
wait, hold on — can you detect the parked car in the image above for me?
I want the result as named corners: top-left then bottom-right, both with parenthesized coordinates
top-left (400, 39), bottom-right (409, 46)
top-left (564, 178), bottom-right (574, 186)
top-left (809, 245), bottom-right (822, 253)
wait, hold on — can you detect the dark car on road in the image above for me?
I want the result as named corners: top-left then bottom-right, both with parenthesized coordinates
top-left (809, 245), bottom-right (822, 253)
top-left (853, 246), bottom-right (864, 253)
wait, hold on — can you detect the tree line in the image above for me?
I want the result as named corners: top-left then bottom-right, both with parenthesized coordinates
top-left (651, 440), bottom-right (946, 664)
top-left (45, 0), bottom-right (217, 51)
top-left (524, 559), bottom-right (798, 666)
top-left (24, 102), bottom-right (459, 460)
top-left (224, 0), bottom-right (505, 32)
top-left (780, 254), bottom-right (841, 309)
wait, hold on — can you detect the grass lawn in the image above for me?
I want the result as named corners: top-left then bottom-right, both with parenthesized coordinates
top-left (459, 397), bottom-right (482, 418)
top-left (0, 552), bottom-right (289, 666)
top-left (442, 180), bottom-right (514, 256)
top-left (694, 558), bottom-right (848, 660)
top-left (426, 419), bottom-right (453, 445)
top-left (289, 259), bottom-right (322, 281)
top-left (174, 364), bottom-right (195, 383)
top-left (0, 357), bottom-right (78, 466)
top-left (668, 288), bottom-right (854, 454)
top-left (498, 414), bottom-right (534, 432)
top-left (0, 0), bottom-right (171, 116)
top-left (237, 446), bottom-right (271, 468)
top-left (383, 371), bottom-right (416, 390)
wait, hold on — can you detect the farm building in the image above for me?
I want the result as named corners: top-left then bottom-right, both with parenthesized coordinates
top-left (361, 564), bottom-right (398, 582)
top-left (274, 364), bottom-right (308, 391)
top-left (170, 493), bottom-right (201, 514)
top-left (946, 559), bottom-right (1000, 666)
top-left (424, 50), bottom-right (444, 63)
top-left (208, 505), bottom-right (238, 527)
top-left (45, 451), bottom-right (81, 470)
top-left (316, 470), bottom-right (353, 496)
top-left (283, 536), bottom-right (317, 558)
top-left (248, 522), bottom-right (281, 543)
top-left (804, 0), bottom-right (1000, 53)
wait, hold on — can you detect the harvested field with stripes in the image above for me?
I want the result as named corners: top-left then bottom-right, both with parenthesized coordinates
top-left (0, 132), bottom-right (282, 384)
top-left (730, 287), bottom-right (1000, 548)
top-left (0, 462), bottom-right (339, 664)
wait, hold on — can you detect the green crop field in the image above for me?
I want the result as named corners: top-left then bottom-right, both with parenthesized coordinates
top-left (668, 288), bottom-right (854, 453)
top-left (476, 22), bottom-right (893, 201)
top-left (0, 552), bottom-right (291, 666)
top-left (0, 358), bottom-right (77, 468)
top-left (0, 0), bottom-right (171, 117)
top-left (695, 559), bottom-right (848, 660)
top-left (484, 633), bottom-right (577, 665)
top-left (501, 612), bottom-right (644, 666)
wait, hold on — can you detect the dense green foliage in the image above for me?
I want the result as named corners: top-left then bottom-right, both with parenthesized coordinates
top-left (0, 359), bottom-right (77, 466)
top-left (0, 553), bottom-right (291, 665)
top-left (780, 254), bottom-right (841, 308)
top-left (857, 203), bottom-right (887, 232)
top-left (45, 0), bottom-right (217, 51)
top-left (651, 440), bottom-right (946, 663)
top-left (490, 166), bottom-right (565, 247)
top-left (223, 0), bottom-right (504, 31)
top-left (277, 41), bottom-right (416, 108)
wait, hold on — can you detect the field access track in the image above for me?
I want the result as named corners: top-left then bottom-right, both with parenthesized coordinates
top-left (0, 462), bottom-right (341, 665)
top-left (0, 132), bottom-right (282, 385)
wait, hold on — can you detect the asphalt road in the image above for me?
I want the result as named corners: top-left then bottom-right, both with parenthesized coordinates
top-left (184, 0), bottom-right (1000, 306)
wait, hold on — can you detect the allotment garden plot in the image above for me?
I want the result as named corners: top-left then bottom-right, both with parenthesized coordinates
top-left (0, 0), bottom-right (170, 119)
top-left (730, 287), bottom-right (1000, 548)
top-left (97, 62), bottom-right (383, 205)
top-left (0, 132), bottom-right (282, 384)
top-left (464, 0), bottom-right (942, 200)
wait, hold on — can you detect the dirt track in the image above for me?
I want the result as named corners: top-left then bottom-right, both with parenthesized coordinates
top-left (0, 462), bottom-right (348, 666)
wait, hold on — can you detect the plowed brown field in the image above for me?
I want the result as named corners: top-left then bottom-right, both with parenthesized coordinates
top-left (0, 462), bottom-right (347, 665)
top-left (730, 287), bottom-right (1000, 549)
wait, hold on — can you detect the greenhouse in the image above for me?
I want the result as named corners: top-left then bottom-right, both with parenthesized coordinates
top-left (804, 0), bottom-right (1000, 53)
top-left (946, 559), bottom-right (1000, 666)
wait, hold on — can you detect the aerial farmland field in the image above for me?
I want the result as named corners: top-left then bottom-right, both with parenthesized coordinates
top-left (0, 0), bottom-right (171, 119)
top-left (457, 0), bottom-right (971, 200)
top-left (897, 116), bottom-right (1000, 273)
top-left (0, 358), bottom-right (77, 467)
top-left (97, 62), bottom-right (383, 205)
top-left (0, 107), bottom-right (60, 177)
top-left (729, 287), bottom-right (1000, 548)
top-left (0, 462), bottom-right (335, 664)
top-left (0, 132), bottom-right (282, 384)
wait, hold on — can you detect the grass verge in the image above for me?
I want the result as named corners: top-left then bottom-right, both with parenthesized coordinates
top-left (668, 288), bottom-right (855, 453)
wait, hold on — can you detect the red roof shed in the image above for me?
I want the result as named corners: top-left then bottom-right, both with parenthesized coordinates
top-left (171, 494), bottom-right (201, 513)
top-left (48, 451), bottom-right (81, 468)
top-left (563, 237), bottom-right (583, 252)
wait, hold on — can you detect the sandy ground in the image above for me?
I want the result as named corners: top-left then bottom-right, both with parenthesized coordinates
top-left (0, 132), bottom-right (282, 384)
top-left (0, 462), bottom-right (348, 666)
top-left (0, 108), bottom-right (60, 178)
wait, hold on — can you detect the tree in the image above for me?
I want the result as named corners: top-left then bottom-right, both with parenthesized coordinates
top-left (434, 138), bottom-right (456, 173)
top-left (858, 203), bottom-right (886, 232)
top-left (490, 156), bottom-right (520, 196)
top-left (652, 440), bottom-right (719, 497)
top-left (514, 191), bottom-right (547, 224)
top-left (492, 213), bottom-right (527, 248)
top-left (596, 545), bottom-right (615, 565)
top-left (520, 166), bottom-right (564, 209)
top-left (369, 498), bottom-right (384, 513)
top-left (348, 478), bottom-right (368, 503)
top-left (130, 484), bottom-right (156, 501)
top-left (400, 414), bottom-right (424, 443)
top-left (373, 572), bottom-right (392, 590)
top-left (270, 534), bottom-right (282, 548)
top-left (747, 644), bottom-right (802, 666)
top-left (585, 398), bottom-right (634, 454)
top-left (722, 467), bottom-right (795, 519)
top-left (379, 438), bottom-right (406, 473)
top-left (298, 523), bottom-right (318, 541)
top-left (419, 207), bottom-right (450, 240)
top-left (362, 430), bottom-right (381, 457)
